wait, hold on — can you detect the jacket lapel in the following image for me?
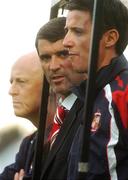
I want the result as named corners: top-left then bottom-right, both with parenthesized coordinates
top-left (41, 99), bottom-right (82, 177)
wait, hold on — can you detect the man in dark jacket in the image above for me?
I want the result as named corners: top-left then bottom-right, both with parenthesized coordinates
top-left (63, 0), bottom-right (128, 179)
top-left (0, 52), bottom-right (45, 180)
top-left (35, 17), bottom-right (86, 180)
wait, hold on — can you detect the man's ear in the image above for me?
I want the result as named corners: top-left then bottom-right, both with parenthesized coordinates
top-left (104, 29), bottom-right (119, 47)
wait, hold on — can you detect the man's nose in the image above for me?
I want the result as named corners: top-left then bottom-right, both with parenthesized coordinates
top-left (63, 31), bottom-right (74, 48)
top-left (8, 83), bottom-right (18, 96)
top-left (49, 55), bottom-right (60, 71)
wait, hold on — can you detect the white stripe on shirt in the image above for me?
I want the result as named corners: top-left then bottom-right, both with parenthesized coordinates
top-left (104, 84), bottom-right (119, 180)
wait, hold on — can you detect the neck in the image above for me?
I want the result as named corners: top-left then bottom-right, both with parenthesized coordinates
top-left (58, 92), bottom-right (71, 101)
top-left (98, 49), bottom-right (118, 70)
top-left (28, 114), bottom-right (39, 128)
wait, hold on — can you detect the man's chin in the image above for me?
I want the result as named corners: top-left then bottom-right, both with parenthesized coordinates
top-left (14, 111), bottom-right (24, 117)
top-left (53, 87), bottom-right (66, 94)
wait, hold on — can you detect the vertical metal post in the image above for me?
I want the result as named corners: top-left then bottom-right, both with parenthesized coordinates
top-left (77, 0), bottom-right (104, 179)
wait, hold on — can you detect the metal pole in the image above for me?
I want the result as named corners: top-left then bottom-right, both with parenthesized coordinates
top-left (77, 0), bottom-right (104, 179)
top-left (32, 77), bottom-right (49, 180)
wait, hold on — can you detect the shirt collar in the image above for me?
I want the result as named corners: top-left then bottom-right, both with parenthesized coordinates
top-left (59, 93), bottom-right (77, 111)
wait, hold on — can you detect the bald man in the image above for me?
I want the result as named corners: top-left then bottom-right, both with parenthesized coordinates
top-left (9, 52), bottom-right (43, 127)
top-left (0, 52), bottom-right (55, 180)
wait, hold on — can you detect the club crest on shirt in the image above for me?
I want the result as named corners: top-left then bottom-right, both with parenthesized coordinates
top-left (91, 111), bottom-right (101, 132)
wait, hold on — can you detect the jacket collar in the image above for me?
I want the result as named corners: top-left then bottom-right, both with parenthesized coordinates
top-left (72, 55), bottom-right (128, 101)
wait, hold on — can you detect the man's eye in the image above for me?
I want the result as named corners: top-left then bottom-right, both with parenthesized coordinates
top-left (10, 79), bottom-right (13, 84)
top-left (40, 55), bottom-right (51, 62)
top-left (18, 79), bottom-right (26, 83)
top-left (56, 50), bottom-right (69, 58)
top-left (64, 28), bottom-right (68, 34)
top-left (74, 28), bottom-right (84, 36)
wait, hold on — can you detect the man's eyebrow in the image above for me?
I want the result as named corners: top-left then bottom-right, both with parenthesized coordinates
top-left (39, 50), bottom-right (69, 59)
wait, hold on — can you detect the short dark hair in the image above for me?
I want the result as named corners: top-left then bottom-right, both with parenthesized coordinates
top-left (35, 17), bottom-right (66, 52)
top-left (66, 0), bottom-right (94, 13)
top-left (66, 0), bottom-right (128, 55)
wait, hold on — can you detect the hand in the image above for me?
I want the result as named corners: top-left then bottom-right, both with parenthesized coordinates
top-left (14, 169), bottom-right (25, 180)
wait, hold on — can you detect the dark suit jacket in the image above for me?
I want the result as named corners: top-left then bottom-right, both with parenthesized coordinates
top-left (0, 132), bottom-right (36, 180)
top-left (40, 98), bottom-right (83, 180)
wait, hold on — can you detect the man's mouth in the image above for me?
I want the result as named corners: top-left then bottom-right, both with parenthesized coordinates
top-left (51, 75), bottom-right (65, 84)
top-left (68, 51), bottom-right (79, 56)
